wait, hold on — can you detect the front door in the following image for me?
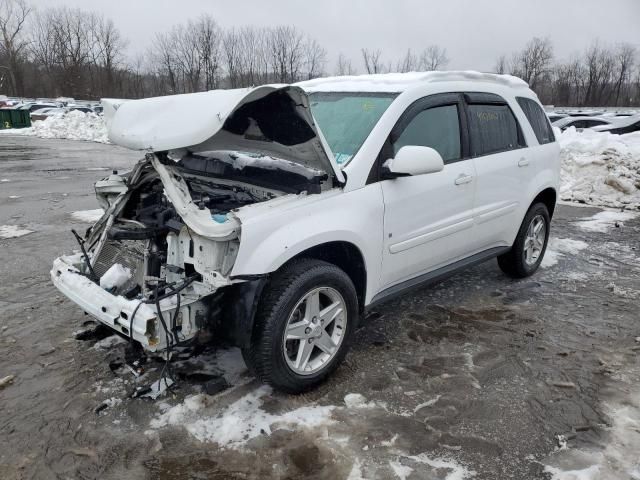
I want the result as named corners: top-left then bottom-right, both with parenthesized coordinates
top-left (379, 94), bottom-right (476, 289)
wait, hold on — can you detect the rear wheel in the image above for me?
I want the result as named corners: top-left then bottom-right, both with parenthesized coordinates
top-left (243, 258), bottom-right (358, 394)
top-left (498, 203), bottom-right (550, 278)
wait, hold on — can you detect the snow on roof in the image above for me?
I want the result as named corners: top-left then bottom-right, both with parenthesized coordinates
top-left (296, 71), bottom-right (529, 93)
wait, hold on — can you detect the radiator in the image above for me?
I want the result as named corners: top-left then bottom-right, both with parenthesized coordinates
top-left (93, 239), bottom-right (146, 295)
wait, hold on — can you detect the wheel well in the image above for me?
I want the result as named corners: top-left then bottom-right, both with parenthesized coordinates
top-left (281, 241), bottom-right (367, 312)
top-left (531, 187), bottom-right (557, 218)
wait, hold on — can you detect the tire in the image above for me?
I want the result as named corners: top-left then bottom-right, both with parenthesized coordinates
top-left (497, 203), bottom-right (550, 278)
top-left (242, 258), bottom-right (358, 394)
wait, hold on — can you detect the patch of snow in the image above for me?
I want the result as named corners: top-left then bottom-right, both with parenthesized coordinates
top-left (1, 178), bottom-right (9, 182)
top-left (0, 110), bottom-right (109, 143)
top-left (544, 465), bottom-right (600, 480)
top-left (541, 237), bottom-right (589, 268)
top-left (407, 453), bottom-right (475, 480)
top-left (150, 385), bottom-right (335, 449)
top-left (99, 263), bottom-right (132, 290)
top-left (414, 395), bottom-right (441, 412)
top-left (8, 195), bottom-right (20, 199)
top-left (71, 209), bottom-right (104, 223)
top-left (297, 71), bottom-right (528, 93)
top-left (0, 225), bottom-right (34, 239)
top-left (344, 393), bottom-right (376, 409)
top-left (390, 460), bottom-right (413, 480)
top-left (558, 128), bottom-right (640, 209)
top-left (574, 210), bottom-right (638, 233)
top-left (347, 459), bottom-right (365, 480)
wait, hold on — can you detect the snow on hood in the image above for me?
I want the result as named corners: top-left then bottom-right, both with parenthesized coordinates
top-left (107, 86), bottom-right (343, 183)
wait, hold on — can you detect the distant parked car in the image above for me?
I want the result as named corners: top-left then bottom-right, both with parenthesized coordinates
top-left (30, 107), bottom-right (65, 121)
top-left (552, 116), bottom-right (614, 131)
top-left (19, 102), bottom-right (59, 113)
top-left (592, 115), bottom-right (640, 135)
top-left (547, 113), bottom-right (568, 123)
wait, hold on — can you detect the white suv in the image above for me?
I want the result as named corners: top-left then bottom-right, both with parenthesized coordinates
top-left (51, 72), bottom-right (559, 393)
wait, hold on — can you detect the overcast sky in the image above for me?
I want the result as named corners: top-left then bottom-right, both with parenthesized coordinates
top-left (31, 0), bottom-right (640, 73)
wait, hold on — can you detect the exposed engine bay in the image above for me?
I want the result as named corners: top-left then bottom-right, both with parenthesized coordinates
top-left (52, 85), bottom-right (340, 360)
top-left (52, 150), bottom-right (326, 354)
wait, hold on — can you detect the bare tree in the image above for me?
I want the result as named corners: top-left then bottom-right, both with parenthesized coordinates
top-left (361, 48), bottom-right (383, 74)
top-left (419, 45), bottom-right (449, 71)
top-left (612, 43), bottom-right (636, 106)
top-left (90, 15), bottom-right (127, 96)
top-left (268, 25), bottom-right (305, 83)
top-left (583, 41), bottom-right (616, 106)
top-left (510, 37), bottom-right (553, 89)
top-left (396, 48), bottom-right (418, 73)
top-left (0, 0), bottom-right (31, 95)
top-left (335, 53), bottom-right (354, 75)
top-left (494, 54), bottom-right (507, 74)
top-left (303, 37), bottom-right (326, 80)
top-left (194, 14), bottom-right (222, 90)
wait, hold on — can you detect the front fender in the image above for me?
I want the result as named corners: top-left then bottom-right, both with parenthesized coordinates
top-left (230, 184), bottom-right (384, 304)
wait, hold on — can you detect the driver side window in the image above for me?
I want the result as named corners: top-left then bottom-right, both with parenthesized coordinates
top-left (393, 104), bottom-right (461, 163)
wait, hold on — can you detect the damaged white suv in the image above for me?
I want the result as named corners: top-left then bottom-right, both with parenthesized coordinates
top-left (51, 72), bottom-right (559, 393)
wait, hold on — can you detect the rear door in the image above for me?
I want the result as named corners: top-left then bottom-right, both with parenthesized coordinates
top-left (465, 93), bottom-right (528, 249)
top-left (379, 93), bottom-right (477, 288)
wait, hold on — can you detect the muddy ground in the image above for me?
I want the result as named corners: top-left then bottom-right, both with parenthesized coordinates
top-left (1, 136), bottom-right (639, 480)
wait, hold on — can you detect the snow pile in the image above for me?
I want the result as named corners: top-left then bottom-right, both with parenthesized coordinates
top-left (71, 209), bottom-right (104, 223)
top-left (150, 385), bottom-right (335, 449)
top-left (99, 263), bottom-right (132, 290)
top-left (559, 128), bottom-right (640, 209)
top-left (0, 225), bottom-right (34, 239)
top-left (0, 110), bottom-right (109, 143)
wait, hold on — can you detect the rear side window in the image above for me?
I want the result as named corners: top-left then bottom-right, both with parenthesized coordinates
top-left (516, 97), bottom-right (555, 144)
top-left (467, 103), bottom-right (525, 156)
top-left (393, 104), bottom-right (461, 162)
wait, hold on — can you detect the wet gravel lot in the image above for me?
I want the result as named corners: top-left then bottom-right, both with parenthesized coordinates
top-left (1, 136), bottom-right (639, 480)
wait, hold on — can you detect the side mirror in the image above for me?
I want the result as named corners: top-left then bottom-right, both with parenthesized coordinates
top-left (383, 146), bottom-right (445, 178)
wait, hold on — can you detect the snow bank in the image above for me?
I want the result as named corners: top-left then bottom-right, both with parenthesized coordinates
top-left (559, 128), bottom-right (640, 209)
top-left (0, 111), bottom-right (109, 143)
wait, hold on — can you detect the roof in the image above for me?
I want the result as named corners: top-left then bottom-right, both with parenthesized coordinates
top-left (296, 70), bottom-right (529, 93)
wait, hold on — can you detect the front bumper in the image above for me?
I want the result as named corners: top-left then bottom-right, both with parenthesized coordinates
top-left (51, 255), bottom-right (162, 350)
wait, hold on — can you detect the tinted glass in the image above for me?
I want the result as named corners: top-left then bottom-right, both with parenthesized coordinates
top-left (516, 97), bottom-right (555, 144)
top-left (309, 92), bottom-right (397, 167)
top-left (467, 104), bottom-right (524, 156)
top-left (393, 105), bottom-right (461, 162)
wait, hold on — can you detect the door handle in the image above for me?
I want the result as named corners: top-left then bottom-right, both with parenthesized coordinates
top-left (454, 174), bottom-right (473, 185)
top-left (518, 158), bottom-right (530, 167)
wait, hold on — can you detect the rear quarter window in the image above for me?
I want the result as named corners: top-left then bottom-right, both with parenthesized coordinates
top-left (467, 103), bottom-right (525, 156)
top-left (516, 97), bottom-right (556, 145)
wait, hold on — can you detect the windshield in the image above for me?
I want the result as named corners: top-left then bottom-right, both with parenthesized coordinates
top-left (309, 92), bottom-right (397, 167)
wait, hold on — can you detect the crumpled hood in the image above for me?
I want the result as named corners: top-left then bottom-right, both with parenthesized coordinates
top-left (107, 86), bottom-right (343, 183)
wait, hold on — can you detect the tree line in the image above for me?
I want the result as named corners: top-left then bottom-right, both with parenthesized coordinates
top-left (1, 0), bottom-right (638, 106)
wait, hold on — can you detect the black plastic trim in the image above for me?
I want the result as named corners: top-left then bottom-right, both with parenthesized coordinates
top-left (367, 246), bottom-right (510, 310)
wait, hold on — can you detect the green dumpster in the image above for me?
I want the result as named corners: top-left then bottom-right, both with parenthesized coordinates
top-left (0, 109), bottom-right (31, 129)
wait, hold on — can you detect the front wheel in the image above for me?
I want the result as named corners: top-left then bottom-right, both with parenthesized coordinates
top-left (498, 203), bottom-right (550, 278)
top-left (243, 258), bottom-right (358, 394)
